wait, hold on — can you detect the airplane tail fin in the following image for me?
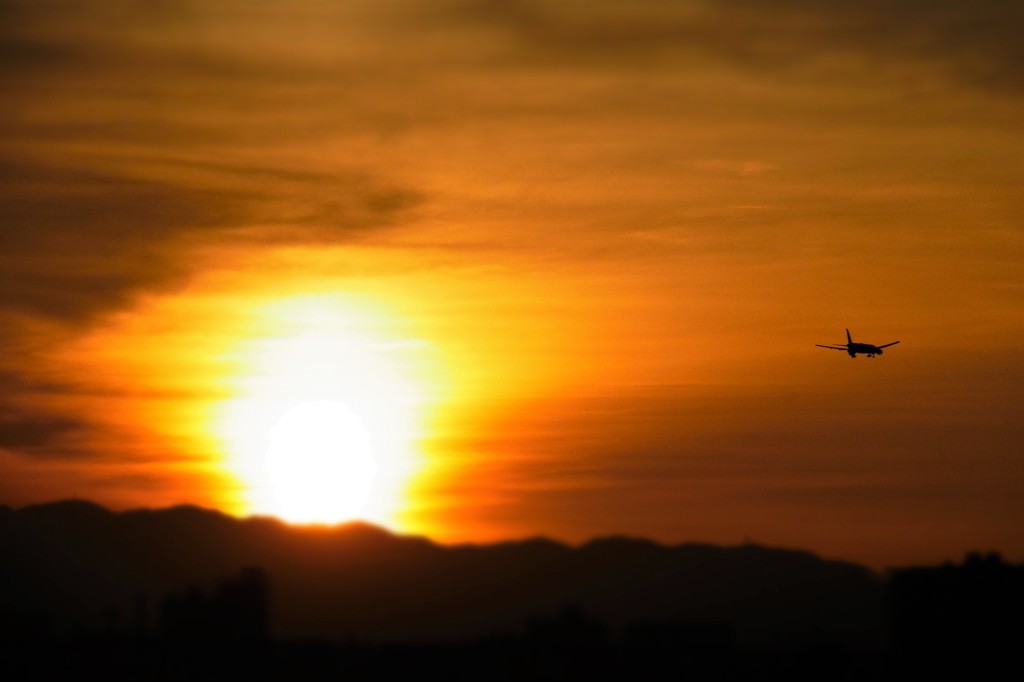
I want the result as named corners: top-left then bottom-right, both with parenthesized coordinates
top-left (846, 328), bottom-right (852, 345)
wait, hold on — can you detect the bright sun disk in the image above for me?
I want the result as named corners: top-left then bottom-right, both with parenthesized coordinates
top-left (215, 294), bottom-right (442, 528)
top-left (266, 400), bottom-right (376, 524)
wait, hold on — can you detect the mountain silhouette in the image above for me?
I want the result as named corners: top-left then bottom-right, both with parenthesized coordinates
top-left (0, 500), bottom-right (883, 647)
top-left (3, 500), bottom-right (1021, 680)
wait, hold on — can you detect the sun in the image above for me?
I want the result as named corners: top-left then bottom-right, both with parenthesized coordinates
top-left (265, 400), bottom-right (376, 523)
top-left (214, 294), bottom-right (442, 527)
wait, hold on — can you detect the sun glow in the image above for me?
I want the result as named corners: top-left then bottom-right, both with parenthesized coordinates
top-left (265, 400), bottom-right (375, 523)
top-left (216, 295), bottom-right (441, 526)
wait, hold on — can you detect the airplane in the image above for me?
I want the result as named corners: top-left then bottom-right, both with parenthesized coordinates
top-left (816, 329), bottom-right (900, 358)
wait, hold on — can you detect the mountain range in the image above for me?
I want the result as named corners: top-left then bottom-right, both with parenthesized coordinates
top-left (0, 500), bottom-right (884, 647)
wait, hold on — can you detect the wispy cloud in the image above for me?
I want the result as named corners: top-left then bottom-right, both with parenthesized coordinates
top-left (413, 0), bottom-right (1023, 90)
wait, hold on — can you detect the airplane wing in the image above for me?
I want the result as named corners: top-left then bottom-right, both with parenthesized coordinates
top-left (815, 344), bottom-right (848, 351)
top-left (877, 341), bottom-right (900, 349)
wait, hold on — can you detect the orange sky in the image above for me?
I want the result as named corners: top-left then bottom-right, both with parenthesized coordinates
top-left (1, 1), bottom-right (1021, 569)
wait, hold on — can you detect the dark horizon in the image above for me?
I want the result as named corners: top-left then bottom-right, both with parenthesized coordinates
top-left (2, 497), bottom-right (1019, 680)
top-left (6, 496), bottom-right (1016, 574)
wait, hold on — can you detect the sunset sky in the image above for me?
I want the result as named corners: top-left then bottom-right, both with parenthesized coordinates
top-left (1, 0), bottom-right (1021, 569)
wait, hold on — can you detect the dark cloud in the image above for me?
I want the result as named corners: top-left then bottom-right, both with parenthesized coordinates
top-left (422, 0), bottom-right (1023, 91)
top-left (7, 1), bottom-right (1018, 98)
top-left (0, 157), bottom-right (242, 244)
top-left (0, 152), bottom-right (419, 322)
top-left (0, 0), bottom-right (424, 325)
top-left (0, 371), bottom-right (89, 453)
top-left (721, 0), bottom-right (1024, 90)
top-left (0, 413), bottom-right (86, 451)
top-left (0, 0), bottom-right (1014, 326)
top-left (0, 155), bottom-right (228, 321)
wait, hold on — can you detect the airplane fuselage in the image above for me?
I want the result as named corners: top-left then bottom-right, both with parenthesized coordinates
top-left (846, 343), bottom-right (886, 358)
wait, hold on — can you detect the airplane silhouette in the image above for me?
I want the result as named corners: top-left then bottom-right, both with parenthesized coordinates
top-left (816, 329), bottom-right (899, 358)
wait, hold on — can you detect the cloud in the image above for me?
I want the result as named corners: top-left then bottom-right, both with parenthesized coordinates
top-left (416, 0), bottom-right (1022, 91)
top-left (0, 157), bottom-right (217, 318)
top-left (0, 151), bottom-right (420, 324)
top-left (739, 0), bottom-right (1024, 90)
top-left (0, 369), bottom-right (89, 453)
top-left (1, 0), bottom-right (426, 326)
top-left (0, 413), bottom-right (86, 451)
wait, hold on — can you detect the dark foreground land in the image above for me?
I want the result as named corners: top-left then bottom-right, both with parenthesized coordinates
top-left (2, 501), bottom-right (1019, 680)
